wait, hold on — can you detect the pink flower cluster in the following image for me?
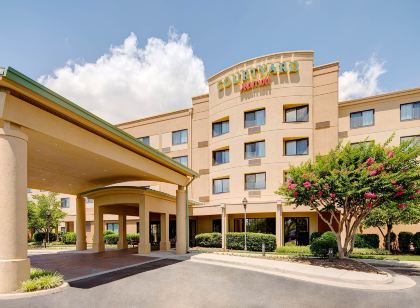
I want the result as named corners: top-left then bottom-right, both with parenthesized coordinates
top-left (387, 151), bottom-right (395, 158)
top-left (303, 181), bottom-right (312, 188)
top-left (394, 190), bottom-right (405, 198)
top-left (366, 202), bottom-right (373, 209)
top-left (397, 204), bottom-right (407, 209)
top-left (366, 157), bottom-right (375, 165)
top-left (364, 192), bottom-right (377, 199)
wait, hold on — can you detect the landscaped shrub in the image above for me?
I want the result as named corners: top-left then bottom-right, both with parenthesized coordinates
top-left (104, 233), bottom-right (119, 245)
top-left (275, 245), bottom-right (311, 255)
top-left (21, 268), bottom-right (63, 292)
top-left (226, 232), bottom-right (276, 252)
top-left (398, 232), bottom-right (414, 253)
top-left (310, 231), bottom-right (338, 258)
top-left (354, 234), bottom-right (380, 248)
top-left (195, 233), bottom-right (222, 248)
top-left (309, 232), bottom-right (322, 244)
top-left (33, 232), bottom-right (57, 243)
top-left (62, 232), bottom-right (77, 244)
top-left (412, 232), bottom-right (420, 255)
top-left (127, 233), bottom-right (139, 246)
top-left (103, 230), bottom-right (115, 236)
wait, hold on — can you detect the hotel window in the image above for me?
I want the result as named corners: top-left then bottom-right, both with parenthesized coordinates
top-left (400, 135), bottom-right (420, 146)
top-left (244, 109), bottom-right (265, 128)
top-left (245, 172), bottom-right (266, 190)
top-left (213, 178), bottom-right (229, 194)
top-left (173, 155), bottom-right (188, 166)
top-left (212, 120), bottom-right (229, 137)
top-left (60, 197), bottom-right (70, 208)
top-left (245, 141), bottom-right (265, 159)
top-left (137, 136), bottom-right (150, 145)
top-left (106, 223), bottom-right (119, 233)
top-left (285, 105), bottom-right (309, 122)
top-left (400, 102), bottom-right (420, 121)
top-left (213, 149), bottom-right (229, 165)
top-left (350, 109), bottom-right (374, 128)
top-left (172, 129), bottom-right (188, 145)
top-left (212, 219), bottom-right (222, 232)
top-left (285, 138), bottom-right (309, 156)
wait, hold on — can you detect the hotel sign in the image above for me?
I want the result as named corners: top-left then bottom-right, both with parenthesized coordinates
top-left (217, 61), bottom-right (299, 93)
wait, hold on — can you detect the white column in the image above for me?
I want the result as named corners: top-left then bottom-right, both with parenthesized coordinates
top-left (117, 215), bottom-right (128, 249)
top-left (92, 204), bottom-right (104, 252)
top-left (221, 204), bottom-right (227, 250)
top-left (138, 196), bottom-right (150, 254)
top-left (276, 201), bottom-right (283, 247)
top-left (160, 213), bottom-right (171, 250)
top-left (0, 120), bottom-right (30, 293)
top-left (75, 195), bottom-right (87, 250)
top-left (176, 186), bottom-right (187, 254)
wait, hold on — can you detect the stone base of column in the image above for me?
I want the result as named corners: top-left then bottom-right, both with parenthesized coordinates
top-left (92, 241), bottom-right (105, 253)
top-left (138, 243), bottom-right (151, 254)
top-left (159, 241), bottom-right (171, 251)
top-left (0, 258), bottom-right (30, 293)
top-left (176, 242), bottom-right (187, 255)
top-left (118, 241), bottom-right (128, 250)
top-left (76, 240), bottom-right (87, 251)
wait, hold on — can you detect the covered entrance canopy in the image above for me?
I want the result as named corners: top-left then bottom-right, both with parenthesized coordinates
top-left (0, 67), bottom-right (197, 293)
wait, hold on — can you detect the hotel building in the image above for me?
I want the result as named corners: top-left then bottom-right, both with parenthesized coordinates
top-left (28, 51), bottom-right (420, 248)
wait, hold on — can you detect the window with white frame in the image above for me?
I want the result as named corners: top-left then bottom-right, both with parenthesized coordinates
top-left (245, 141), bottom-right (265, 159)
top-left (350, 109), bottom-right (374, 128)
top-left (245, 172), bottom-right (266, 190)
top-left (213, 178), bottom-right (230, 194)
top-left (60, 197), bottom-right (70, 208)
top-left (400, 102), bottom-right (420, 121)
top-left (172, 129), bottom-right (188, 145)
top-left (244, 109), bottom-right (265, 128)
top-left (285, 105), bottom-right (309, 122)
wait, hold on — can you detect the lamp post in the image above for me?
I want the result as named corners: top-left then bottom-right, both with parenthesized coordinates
top-left (242, 197), bottom-right (248, 251)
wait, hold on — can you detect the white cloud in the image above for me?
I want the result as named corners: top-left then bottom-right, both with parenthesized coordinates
top-left (339, 56), bottom-right (386, 101)
top-left (39, 30), bottom-right (208, 124)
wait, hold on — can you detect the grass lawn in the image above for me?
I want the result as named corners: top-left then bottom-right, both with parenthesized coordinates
top-left (351, 254), bottom-right (420, 261)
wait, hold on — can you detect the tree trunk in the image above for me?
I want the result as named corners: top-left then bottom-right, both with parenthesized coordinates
top-left (335, 233), bottom-right (346, 258)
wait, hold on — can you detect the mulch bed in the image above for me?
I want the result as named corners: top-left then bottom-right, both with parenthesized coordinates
top-left (285, 257), bottom-right (384, 274)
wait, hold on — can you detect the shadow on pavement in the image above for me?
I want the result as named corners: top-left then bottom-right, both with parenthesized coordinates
top-left (68, 259), bottom-right (183, 289)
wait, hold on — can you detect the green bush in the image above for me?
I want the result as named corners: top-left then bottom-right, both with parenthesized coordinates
top-left (275, 245), bottom-right (311, 255)
top-left (127, 233), bottom-right (139, 246)
top-left (226, 232), bottom-right (276, 252)
top-left (33, 232), bottom-right (57, 243)
top-left (104, 233), bottom-right (119, 245)
top-left (398, 232), bottom-right (414, 253)
top-left (195, 232), bottom-right (222, 248)
top-left (354, 234), bottom-right (368, 248)
top-left (413, 232), bottom-right (420, 255)
top-left (62, 232), bottom-right (77, 245)
top-left (310, 231), bottom-right (338, 258)
top-left (310, 232), bottom-right (322, 244)
top-left (354, 234), bottom-right (380, 248)
top-left (351, 248), bottom-right (391, 255)
top-left (104, 230), bottom-right (115, 236)
top-left (21, 268), bottom-right (63, 292)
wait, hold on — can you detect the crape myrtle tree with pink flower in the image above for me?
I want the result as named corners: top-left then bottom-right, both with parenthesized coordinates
top-left (277, 138), bottom-right (420, 258)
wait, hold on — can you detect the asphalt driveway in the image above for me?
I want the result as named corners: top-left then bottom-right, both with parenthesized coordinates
top-left (1, 259), bottom-right (419, 308)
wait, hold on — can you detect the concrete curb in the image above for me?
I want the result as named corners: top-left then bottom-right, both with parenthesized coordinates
top-left (0, 282), bottom-right (69, 300)
top-left (190, 253), bottom-right (416, 290)
top-left (359, 259), bottom-right (420, 268)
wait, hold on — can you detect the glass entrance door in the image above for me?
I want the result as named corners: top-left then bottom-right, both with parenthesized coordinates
top-left (284, 217), bottom-right (309, 246)
top-left (150, 221), bottom-right (161, 251)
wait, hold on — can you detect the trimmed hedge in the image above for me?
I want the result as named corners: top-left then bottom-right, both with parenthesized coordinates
top-left (354, 234), bottom-right (380, 249)
top-left (226, 232), bottom-right (276, 252)
top-left (398, 232), bottom-right (413, 253)
top-left (127, 233), bottom-right (139, 246)
top-left (195, 233), bottom-right (222, 248)
top-left (275, 245), bottom-right (311, 255)
top-left (104, 233), bottom-right (119, 245)
top-left (33, 232), bottom-right (57, 243)
top-left (310, 232), bottom-right (322, 244)
top-left (194, 232), bottom-right (276, 251)
top-left (62, 232), bottom-right (77, 244)
top-left (412, 232), bottom-right (420, 255)
top-left (103, 230), bottom-right (115, 236)
top-left (310, 231), bottom-right (338, 258)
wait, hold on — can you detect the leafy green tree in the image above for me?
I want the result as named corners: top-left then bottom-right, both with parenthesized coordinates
top-left (27, 192), bottom-right (67, 243)
top-left (277, 138), bottom-right (420, 258)
top-left (363, 204), bottom-right (420, 251)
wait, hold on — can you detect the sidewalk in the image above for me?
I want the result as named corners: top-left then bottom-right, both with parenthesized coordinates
top-left (359, 259), bottom-right (420, 268)
top-left (190, 253), bottom-right (416, 291)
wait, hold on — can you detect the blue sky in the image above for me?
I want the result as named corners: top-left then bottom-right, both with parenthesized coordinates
top-left (2, 0), bottom-right (420, 122)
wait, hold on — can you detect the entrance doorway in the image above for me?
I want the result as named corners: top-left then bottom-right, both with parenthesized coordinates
top-left (150, 220), bottom-right (161, 251)
top-left (284, 217), bottom-right (309, 246)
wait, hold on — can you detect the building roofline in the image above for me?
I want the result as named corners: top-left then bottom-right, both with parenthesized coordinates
top-left (0, 66), bottom-right (198, 178)
top-left (339, 86), bottom-right (420, 106)
top-left (117, 107), bottom-right (192, 127)
top-left (313, 61), bottom-right (340, 71)
top-left (208, 50), bottom-right (314, 81)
